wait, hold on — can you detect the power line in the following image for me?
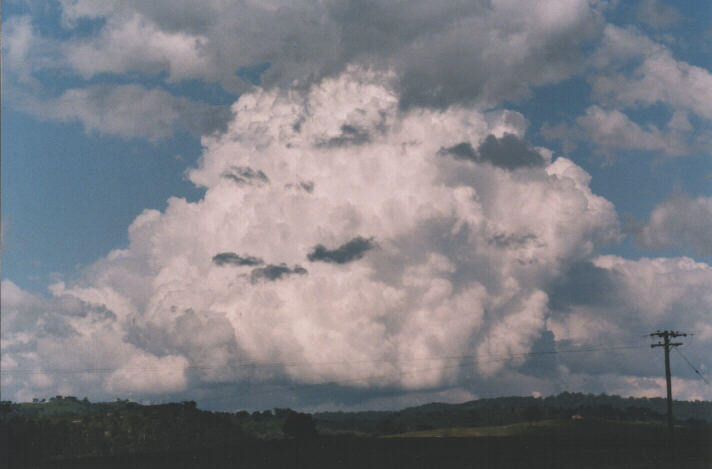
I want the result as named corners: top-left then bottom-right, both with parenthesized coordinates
top-left (0, 343), bottom-right (650, 376)
top-left (195, 343), bottom-right (653, 404)
top-left (674, 347), bottom-right (709, 385)
top-left (0, 341), bottom-right (654, 408)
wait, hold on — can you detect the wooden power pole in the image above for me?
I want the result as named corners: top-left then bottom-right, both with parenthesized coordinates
top-left (650, 330), bottom-right (687, 455)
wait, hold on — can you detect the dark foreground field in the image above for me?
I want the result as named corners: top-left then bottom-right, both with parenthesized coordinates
top-left (3, 395), bottom-right (711, 468)
top-left (15, 432), bottom-right (711, 469)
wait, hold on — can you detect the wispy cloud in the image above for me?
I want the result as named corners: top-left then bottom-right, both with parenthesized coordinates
top-left (20, 84), bottom-right (232, 141)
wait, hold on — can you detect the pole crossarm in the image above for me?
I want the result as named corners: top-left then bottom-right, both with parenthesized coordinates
top-left (651, 342), bottom-right (684, 348)
top-left (650, 330), bottom-right (687, 339)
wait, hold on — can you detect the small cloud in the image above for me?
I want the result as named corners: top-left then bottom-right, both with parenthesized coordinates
top-left (636, 0), bottom-right (683, 29)
top-left (317, 124), bottom-right (371, 148)
top-left (477, 134), bottom-right (545, 169)
top-left (544, 106), bottom-right (690, 159)
top-left (285, 181), bottom-right (315, 193)
top-left (440, 134), bottom-right (544, 170)
top-left (300, 181), bottom-right (315, 193)
top-left (488, 233), bottom-right (538, 249)
top-left (222, 166), bottom-right (269, 185)
top-left (20, 84), bottom-right (232, 142)
top-left (250, 264), bottom-right (308, 282)
top-left (441, 142), bottom-right (477, 160)
top-left (635, 194), bottom-right (712, 255)
top-left (307, 237), bottom-right (376, 264)
top-left (213, 252), bottom-right (264, 267)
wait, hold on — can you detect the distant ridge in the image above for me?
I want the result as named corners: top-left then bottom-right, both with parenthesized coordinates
top-left (4, 392), bottom-right (711, 422)
top-left (314, 392), bottom-right (712, 435)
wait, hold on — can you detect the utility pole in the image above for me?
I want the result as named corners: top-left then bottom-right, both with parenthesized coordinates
top-left (650, 330), bottom-right (687, 457)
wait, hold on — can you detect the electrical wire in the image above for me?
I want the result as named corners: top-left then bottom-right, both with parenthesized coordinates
top-left (0, 343), bottom-right (650, 376)
top-left (196, 343), bottom-right (653, 403)
top-left (0, 342), bottom-right (656, 407)
top-left (674, 347), bottom-right (710, 385)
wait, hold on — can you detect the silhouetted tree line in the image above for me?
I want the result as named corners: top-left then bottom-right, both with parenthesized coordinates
top-left (282, 411), bottom-right (318, 440)
top-left (1, 392), bottom-right (710, 465)
top-left (1, 400), bottom-right (251, 465)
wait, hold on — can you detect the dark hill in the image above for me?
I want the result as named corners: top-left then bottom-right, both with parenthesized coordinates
top-left (1, 392), bottom-right (710, 467)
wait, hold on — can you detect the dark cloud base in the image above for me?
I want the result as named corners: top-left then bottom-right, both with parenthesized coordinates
top-left (547, 261), bottom-right (621, 311)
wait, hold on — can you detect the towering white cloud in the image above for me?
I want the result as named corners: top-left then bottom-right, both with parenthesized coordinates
top-left (2, 71), bottom-right (635, 406)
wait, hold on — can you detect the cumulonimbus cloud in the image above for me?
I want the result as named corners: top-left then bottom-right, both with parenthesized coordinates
top-left (2, 70), bottom-right (710, 408)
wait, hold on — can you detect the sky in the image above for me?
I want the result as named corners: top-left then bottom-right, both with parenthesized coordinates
top-left (2, 0), bottom-right (712, 411)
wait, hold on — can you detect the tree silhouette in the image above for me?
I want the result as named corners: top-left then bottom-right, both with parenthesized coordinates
top-left (282, 411), bottom-right (318, 440)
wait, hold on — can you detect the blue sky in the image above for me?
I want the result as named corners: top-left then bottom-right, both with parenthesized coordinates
top-left (2, 0), bottom-right (712, 410)
top-left (2, 110), bottom-right (206, 291)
